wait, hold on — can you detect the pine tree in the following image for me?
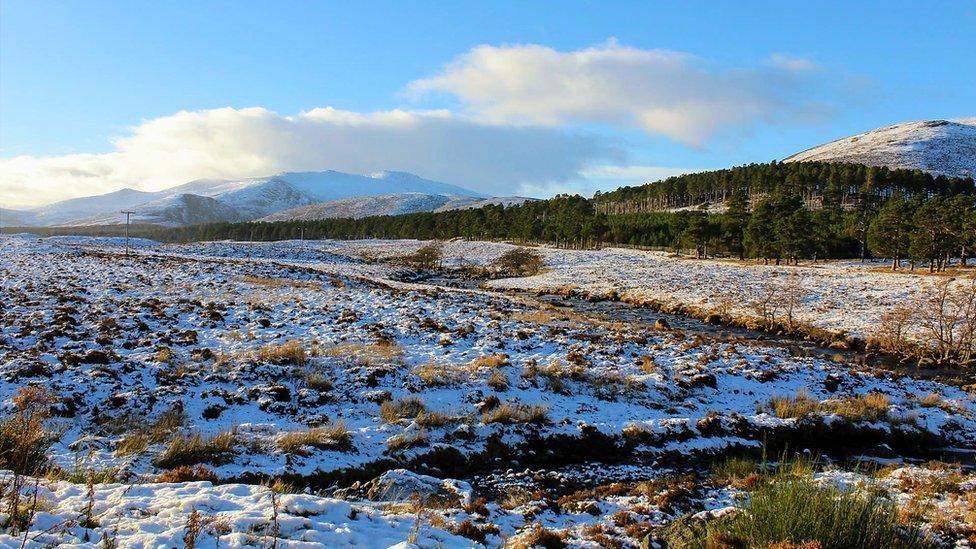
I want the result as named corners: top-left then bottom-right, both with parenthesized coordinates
top-left (745, 199), bottom-right (778, 264)
top-left (722, 188), bottom-right (750, 260)
top-left (867, 192), bottom-right (914, 270)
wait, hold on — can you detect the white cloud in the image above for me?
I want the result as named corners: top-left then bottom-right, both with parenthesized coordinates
top-left (408, 41), bottom-right (832, 146)
top-left (0, 107), bottom-right (622, 208)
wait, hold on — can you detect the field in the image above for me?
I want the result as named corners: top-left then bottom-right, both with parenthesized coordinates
top-left (1, 236), bottom-right (974, 547)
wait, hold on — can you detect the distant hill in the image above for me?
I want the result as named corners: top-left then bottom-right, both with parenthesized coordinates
top-left (259, 193), bottom-right (533, 221)
top-left (784, 118), bottom-right (976, 179)
top-left (13, 170), bottom-right (487, 228)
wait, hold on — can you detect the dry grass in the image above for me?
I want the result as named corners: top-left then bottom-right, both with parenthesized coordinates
top-left (302, 369), bottom-right (333, 392)
top-left (511, 310), bottom-right (559, 325)
top-left (413, 361), bottom-right (467, 387)
top-left (510, 525), bottom-right (567, 549)
top-left (323, 341), bottom-right (404, 366)
top-left (277, 422), bottom-right (353, 455)
top-left (386, 430), bottom-right (428, 452)
top-left (415, 410), bottom-right (457, 429)
top-left (115, 434), bottom-right (150, 456)
top-left (257, 340), bottom-right (307, 366)
top-left (481, 403), bottom-right (550, 425)
top-left (380, 396), bottom-right (427, 423)
top-left (470, 352), bottom-right (509, 370)
top-left (768, 390), bottom-right (823, 419)
top-left (153, 431), bottom-right (237, 469)
top-left (487, 369), bottom-right (510, 391)
top-left (236, 275), bottom-right (319, 289)
top-left (768, 391), bottom-right (893, 423)
top-left (638, 355), bottom-right (657, 373)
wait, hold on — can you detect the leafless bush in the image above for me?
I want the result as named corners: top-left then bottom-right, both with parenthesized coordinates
top-left (871, 303), bottom-right (917, 355)
top-left (917, 278), bottom-right (976, 365)
top-left (401, 242), bottom-right (443, 271)
top-left (490, 247), bottom-right (544, 277)
top-left (751, 273), bottom-right (807, 331)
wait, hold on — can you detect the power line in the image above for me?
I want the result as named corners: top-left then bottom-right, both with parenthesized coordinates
top-left (121, 210), bottom-right (135, 256)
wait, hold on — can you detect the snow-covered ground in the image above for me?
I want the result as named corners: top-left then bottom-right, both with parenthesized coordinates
top-left (1, 236), bottom-right (974, 547)
top-left (319, 238), bottom-right (958, 340)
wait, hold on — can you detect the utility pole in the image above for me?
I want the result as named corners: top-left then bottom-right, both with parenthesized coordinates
top-left (121, 210), bottom-right (135, 256)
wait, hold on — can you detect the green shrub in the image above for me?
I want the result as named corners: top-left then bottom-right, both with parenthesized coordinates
top-left (708, 476), bottom-right (931, 549)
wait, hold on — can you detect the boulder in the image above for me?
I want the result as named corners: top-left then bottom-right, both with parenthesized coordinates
top-left (364, 469), bottom-right (472, 506)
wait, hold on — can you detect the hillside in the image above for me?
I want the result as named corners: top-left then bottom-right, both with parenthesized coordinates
top-left (260, 193), bottom-right (533, 221)
top-left (784, 118), bottom-right (976, 178)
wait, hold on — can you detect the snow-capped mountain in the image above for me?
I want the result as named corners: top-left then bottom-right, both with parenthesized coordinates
top-left (259, 193), bottom-right (534, 221)
top-left (13, 170), bottom-right (487, 227)
top-left (784, 118), bottom-right (976, 178)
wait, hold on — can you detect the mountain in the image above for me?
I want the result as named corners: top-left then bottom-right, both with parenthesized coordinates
top-left (63, 194), bottom-right (246, 227)
top-left (27, 188), bottom-right (160, 226)
top-left (259, 193), bottom-right (534, 222)
top-left (784, 118), bottom-right (976, 178)
top-left (16, 170), bottom-right (486, 227)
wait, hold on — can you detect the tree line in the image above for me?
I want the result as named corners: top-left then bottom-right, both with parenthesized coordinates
top-left (13, 161), bottom-right (972, 269)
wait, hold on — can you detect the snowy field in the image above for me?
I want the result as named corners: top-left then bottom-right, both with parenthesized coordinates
top-left (1, 236), bottom-right (975, 547)
top-left (320, 238), bottom-right (963, 340)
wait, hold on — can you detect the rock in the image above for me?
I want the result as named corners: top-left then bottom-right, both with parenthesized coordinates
top-left (248, 384), bottom-right (292, 402)
top-left (363, 390), bottom-right (392, 403)
top-left (823, 374), bottom-right (842, 393)
top-left (364, 469), bottom-right (472, 506)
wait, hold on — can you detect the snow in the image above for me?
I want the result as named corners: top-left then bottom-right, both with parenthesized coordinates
top-left (784, 118), bottom-right (976, 179)
top-left (260, 194), bottom-right (535, 222)
top-left (1, 236), bottom-right (974, 547)
top-left (0, 474), bottom-right (474, 548)
top-left (321, 239), bottom-right (956, 340)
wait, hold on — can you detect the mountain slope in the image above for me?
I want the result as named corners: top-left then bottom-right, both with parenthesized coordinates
top-left (64, 194), bottom-right (245, 227)
top-left (28, 188), bottom-right (162, 226)
top-left (259, 193), bottom-right (534, 221)
top-left (784, 118), bottom-right (976, 178)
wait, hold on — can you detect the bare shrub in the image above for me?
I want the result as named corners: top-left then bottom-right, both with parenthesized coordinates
top-left (490, 247), bottom-right (544, 277)
top-left (871, 303), bottom-right (917, 355)
top-left (0, 386), bottom-right (57, 475)
top-left (752, 273), bottom-right (807, 331)
top-left (401, 242), bottom-right (443, 271)
top-left (917, 278), bottom-right (976, 365)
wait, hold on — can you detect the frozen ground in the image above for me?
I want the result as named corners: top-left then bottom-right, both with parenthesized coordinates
top-left (1, 236), bottom-right (974, 547)
top-left (319, 238), bottom-right (964, 341)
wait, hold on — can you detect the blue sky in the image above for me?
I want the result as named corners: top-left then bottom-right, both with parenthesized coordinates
top-left (1, 1), bottom-right (974, 207)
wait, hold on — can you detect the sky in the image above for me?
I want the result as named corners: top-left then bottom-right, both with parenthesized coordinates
top-left (1, 1), bottom-right (974, 208)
